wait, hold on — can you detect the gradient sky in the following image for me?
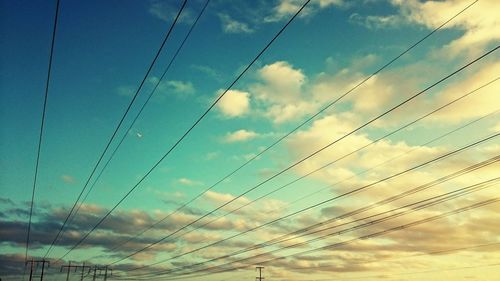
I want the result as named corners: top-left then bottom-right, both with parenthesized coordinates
top-left (1, 0), bottom-right (499, 280)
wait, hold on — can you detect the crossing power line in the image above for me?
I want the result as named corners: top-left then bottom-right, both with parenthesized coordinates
top-left (107, 43), bottom-right (499, 267)
top-left (53, 0), bottom-right (313, 263)
top-left (64, 0), bottom-right (212, 244)
top-left (26, 0), bottom-right (60, 262)
top-left (44, 0), bottom-right (189, 259)
top-left (131, 159), bottom-right (500, 277)
top-left (121, 133), bottom-right (500, 278)
top-left (119, 131), bottom-right (499, 276)
top-left (118, 195), bottom-right (500, 280)
top-left (139, 77), bottom-right (499, 252)
top-left (96, 0), bottom-right (480, 259)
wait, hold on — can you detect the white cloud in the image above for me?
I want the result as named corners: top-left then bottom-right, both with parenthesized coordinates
top-left (177, 177), bottom-right (202, 186)
top-left (204, 190), bottom-right (251, 207)
top-left (224, 129), bottom-right (259, 143)
top-left (491, 121), bottom-right (500, 133)
top-left (428, 61), bottom-right (500, 123)
top-left (251, 61), bottom-right (317, 123)
top-left (387, 0), bottom-right (499, 57)
top-left (218, 13), bottom-right (254, 34)
top-left (285, 112), bottom-right (445, 186)
top-left (265, 0), bottom-right (344, 22)
top-left (216, 89), bottom-right (251, 118)
top-left (349, 13), bottom-right (402, 29)
top-left (257, 61), bottom-right (306, 102)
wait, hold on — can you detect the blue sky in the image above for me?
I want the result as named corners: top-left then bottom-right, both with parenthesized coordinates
top-left (1, 0), bottom-right (499, 280)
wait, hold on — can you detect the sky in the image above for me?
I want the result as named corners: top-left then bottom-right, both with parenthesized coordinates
top-left (0, 0), bottom-right (499, 280)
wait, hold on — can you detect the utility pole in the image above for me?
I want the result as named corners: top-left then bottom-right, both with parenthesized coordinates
top-left (60, 262), bottom-right (91, 281)
top-left (103, 266), bottom-right (112, 281)
top-left (91, 265), bottom-right (98, 281)
top-left (25, 259), bottom-right (49, 281)
top-left (256, 266), bottom-right (264, 281)
top-left (79, 262), bottom-right (91, 281)
top-left (90, 265), bottom-right (112, 280)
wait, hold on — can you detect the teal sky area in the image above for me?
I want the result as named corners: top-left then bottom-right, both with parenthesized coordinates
top-left (1, 0), bottom-right (499, 280)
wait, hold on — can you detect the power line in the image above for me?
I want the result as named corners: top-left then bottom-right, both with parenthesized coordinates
top-left (64, 0), bottom-right (211, 253)
top-left (122, 147), bottom-right (499, 278)
top-left (106, 105), bottom-right (499, 268)
top-left (108, 44), bottom-right (499, 267)
top-left (114, 75), bottom-right (499, 269)
top-left (272, 199), bottom-right (499, 270)
top-left (286, 110), bottom-right (499, 209)
top-left (120, 129), bottom-right (500, 276)
top-left (125, 175), bottom-right (499, 279)
top-left (26, 0), bottom-right (60, 262)
top-left (149, 158), bottom-right (499, 277)
top-left (120, 196), bottom-right (500, 280)
top-left (100, 0), bottom-right (479, 259)
top-left (153, 77), bottom-right (499, 248)
top-left (209, 178), bottom-right (499, 269)
top-left (54, 0), bottom-right (313, 263)
top-left (44, 0), bottom-right (189, 259)
top-left (286, 242), bottom-right (500, 271)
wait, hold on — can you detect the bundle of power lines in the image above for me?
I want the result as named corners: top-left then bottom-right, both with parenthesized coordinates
top-left (24, 0), bottom-right (499, 280)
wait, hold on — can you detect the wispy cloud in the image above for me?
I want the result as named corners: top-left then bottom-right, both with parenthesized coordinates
top-left (264, 0), bottom-right (345, 22)
top-left (177, 177), bottom-right (203, 186)
top-left (224, 129), bottom-right (259, 143)
top-left (148, 0), bottom-right (193, 24)
top-left (348, 13), bottom-right (403, 29)
top-left (218, 13), bottom-right (254, 34)
top-left (166, 80), bottom-right (195, 95)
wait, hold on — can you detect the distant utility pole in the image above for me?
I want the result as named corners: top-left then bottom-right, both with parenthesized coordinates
top-left (25, 259), bottom-right (49, 281)
top-left (256, 266), bottom-right (264, 281)
top-left (91, 265), bottom-right (98, 281)
top-left (60, 262), bottom-right (91, 281)
top-left (97, 265), bottom-right (112, 281)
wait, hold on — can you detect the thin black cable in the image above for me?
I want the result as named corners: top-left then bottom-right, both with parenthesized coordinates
top-left (195, 198), bottom-right (500, 279)
top-left (105, 108), bottom-right (497, 278)
top-left (103, 0), bottom-right (479, 259)
top-left (122, 131), bottom-right (499, 274)
top-left (281, 199), bottom-right (499, 266)
top-left (153, 158), bottom-right (500, 276)
top-left (54, 0), bottom-right (312, 262)
top-left (112, 242), bottom-right (500, 280)
top-left (203, 178), bottom-right (500, 269)
top-left (44, 0), bottom-right (189, 259)
top-left (120, 197), bottom-right (500, 280)
top-left (106, 74), bottom-right (498, 264)
top-left (25, 0), bottom-right (60, 262)
top-left (156, 77), bottom-right (499, 246)
top-left (129, 174), bottom-right (499, 279)
top-left (65, 0), bottom-right (211, 251)
top-left (113, 153), bottom-right (498, 280)
top-left (287, 108), bottom-right (499, 208)
top-left (110, 44), bottom-right (499, 266)
top-left (109, 104), bottom-right (499, 268)
top-left (129, 150), bottom-right (500, 277)
top-left (287, 242), bottom-right (500, 270)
